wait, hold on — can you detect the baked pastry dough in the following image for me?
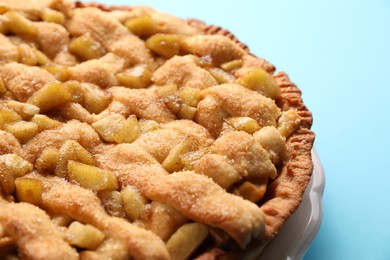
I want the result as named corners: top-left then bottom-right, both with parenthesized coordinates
top-left (0, 1), bottom-right (314, 259)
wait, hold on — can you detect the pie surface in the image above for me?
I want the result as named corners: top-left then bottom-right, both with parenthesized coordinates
top-left (0, 0), bottom-right (314, 259)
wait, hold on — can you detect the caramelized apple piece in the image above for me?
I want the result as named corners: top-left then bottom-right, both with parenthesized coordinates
top-left (146, 34), bottom-right (182, 58)
top-left (34, 49), bottom-right (51, 65)
top-left (81, 84), bottom-right (111, 114)
top-left (116, 64), bottom-right (152, 89)
top-left (67, 160), bottom-right (118, 191)
top-left (236, 180), bottom-right (267, 203)
top-left (35, 147), bottom-right (60, 173)
top-left (239, 68), bottom-right (280, 99)
top-left (55, 140), bottom-right (95, 178)
top-left (98, 190), bottom-right (126, 218)
top-left (69, 33), bottom-right (106, 61)
top-left (277, 108), bottom-right (302, 138)
top-left (125, 15), bottom-right (156, 38)
top-left (4, 11), bottom-right (37, 35)
top-left (62, 81), bottom-right (83, 103)
top-left (0, 76), bottom-right (6, 96)
top-left (113, 115), bottom-right (142, 144)
top-left (0, 109), bottom-right (22, 129)
top-left (7, 100), bottom-right (40, 119)
top-left (4, 121), bottom-right (39, 143)
top-left (166, 97), bottom-right (181, 114)
top-left (225, 117), bottom-right (260, 134)
top-left (208, 67), bottom-right (235, 84)
top-left (121, 185), bottom-right (149, 221)
top-left (91, 114), bottom-right (125, 142)
top-left (42, 65), bottom-right (70, 82)
top-left (162, 136), bottom-right (199, 173)
top-left (155, 84), bottom-right (178, 98)
top-left (178, 87), bottom-right (201, 107)
top-left (166, 222), bottom-right (209, 260)
top-left (0, 236), bottom-right (16, 256)
top-left (27, 82), bottom-right (72, 112)
top-left (66, 221), bottom-right (105, 249)
top-left (41, 8), bottom-right (65, 24)
top-left (253, 126), bottom-right (286, 165)
top-left (221, 59), bottom-right (243, 72)
top-left (31, 114), bottom-right (61, 131)
top-left (18, 44), bottom-right (37, 66)
top-left (0, 154), bottom-right (33, 178)
top-left (177, 104), bottom-right (197, 120)
top-left (0, 16), bottom-right (9, 35)
top-left (14, 177), bottom-right (43, 205)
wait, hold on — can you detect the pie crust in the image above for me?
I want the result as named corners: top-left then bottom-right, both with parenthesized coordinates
top-left (0, 1), bottom-right (315, 259)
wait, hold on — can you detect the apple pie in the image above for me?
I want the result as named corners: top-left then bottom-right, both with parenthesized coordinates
top-left (0, 0), bottom-right (315, 259)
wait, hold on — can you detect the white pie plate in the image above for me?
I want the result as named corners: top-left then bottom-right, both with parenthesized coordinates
top-left (257, 148), bottom-right (325, 260)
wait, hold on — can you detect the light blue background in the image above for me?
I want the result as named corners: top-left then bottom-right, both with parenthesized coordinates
top-left (102, 1), bottom-right (390, 259)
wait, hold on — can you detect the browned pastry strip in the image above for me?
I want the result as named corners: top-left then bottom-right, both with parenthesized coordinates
top-left (0, 0), bottom-right (60, 19)
top-left (0, 34), bottom-right (19, 62)
top-left (34, 22), bottom-right (70, 59)
top-left (197, 83), bottom-right (281, 137)
top-left (133, 119), bottom-right (213, 163)
top-left (144, 171), bottom-right (265, 248)
top-left (106, 86), bottom-right (176, 123)
top-left (67, 57), bottom-right (120, 88)
top-left (21, 120), bottom-right (101, 163)
top-left (98, 143), bottom-right (265, 248)
top-left (0, 62), bottom-right (56, 102)
top-left (208, 131), bottom-right (277, 180)
top-left (66, 6), bottom-right (154, 68)
top-left (151, 55), bottom-right (218, 89)
top-left (181, 35), bottom-right (246, 64)
top-left (0, 130), bottom-right (21, 155)
top-left (28, 174), bottom-right (170, 260)
top-left (0, 202), bottom-right (78, 260)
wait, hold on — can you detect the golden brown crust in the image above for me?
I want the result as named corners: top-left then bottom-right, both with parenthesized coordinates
top-left (2, 1), bottom-right (314, 258)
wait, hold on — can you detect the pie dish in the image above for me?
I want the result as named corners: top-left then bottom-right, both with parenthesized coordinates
top-left (0, 0), bottom-right (315, 259)
top-left (258, 149), bottom-right (324, 259)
